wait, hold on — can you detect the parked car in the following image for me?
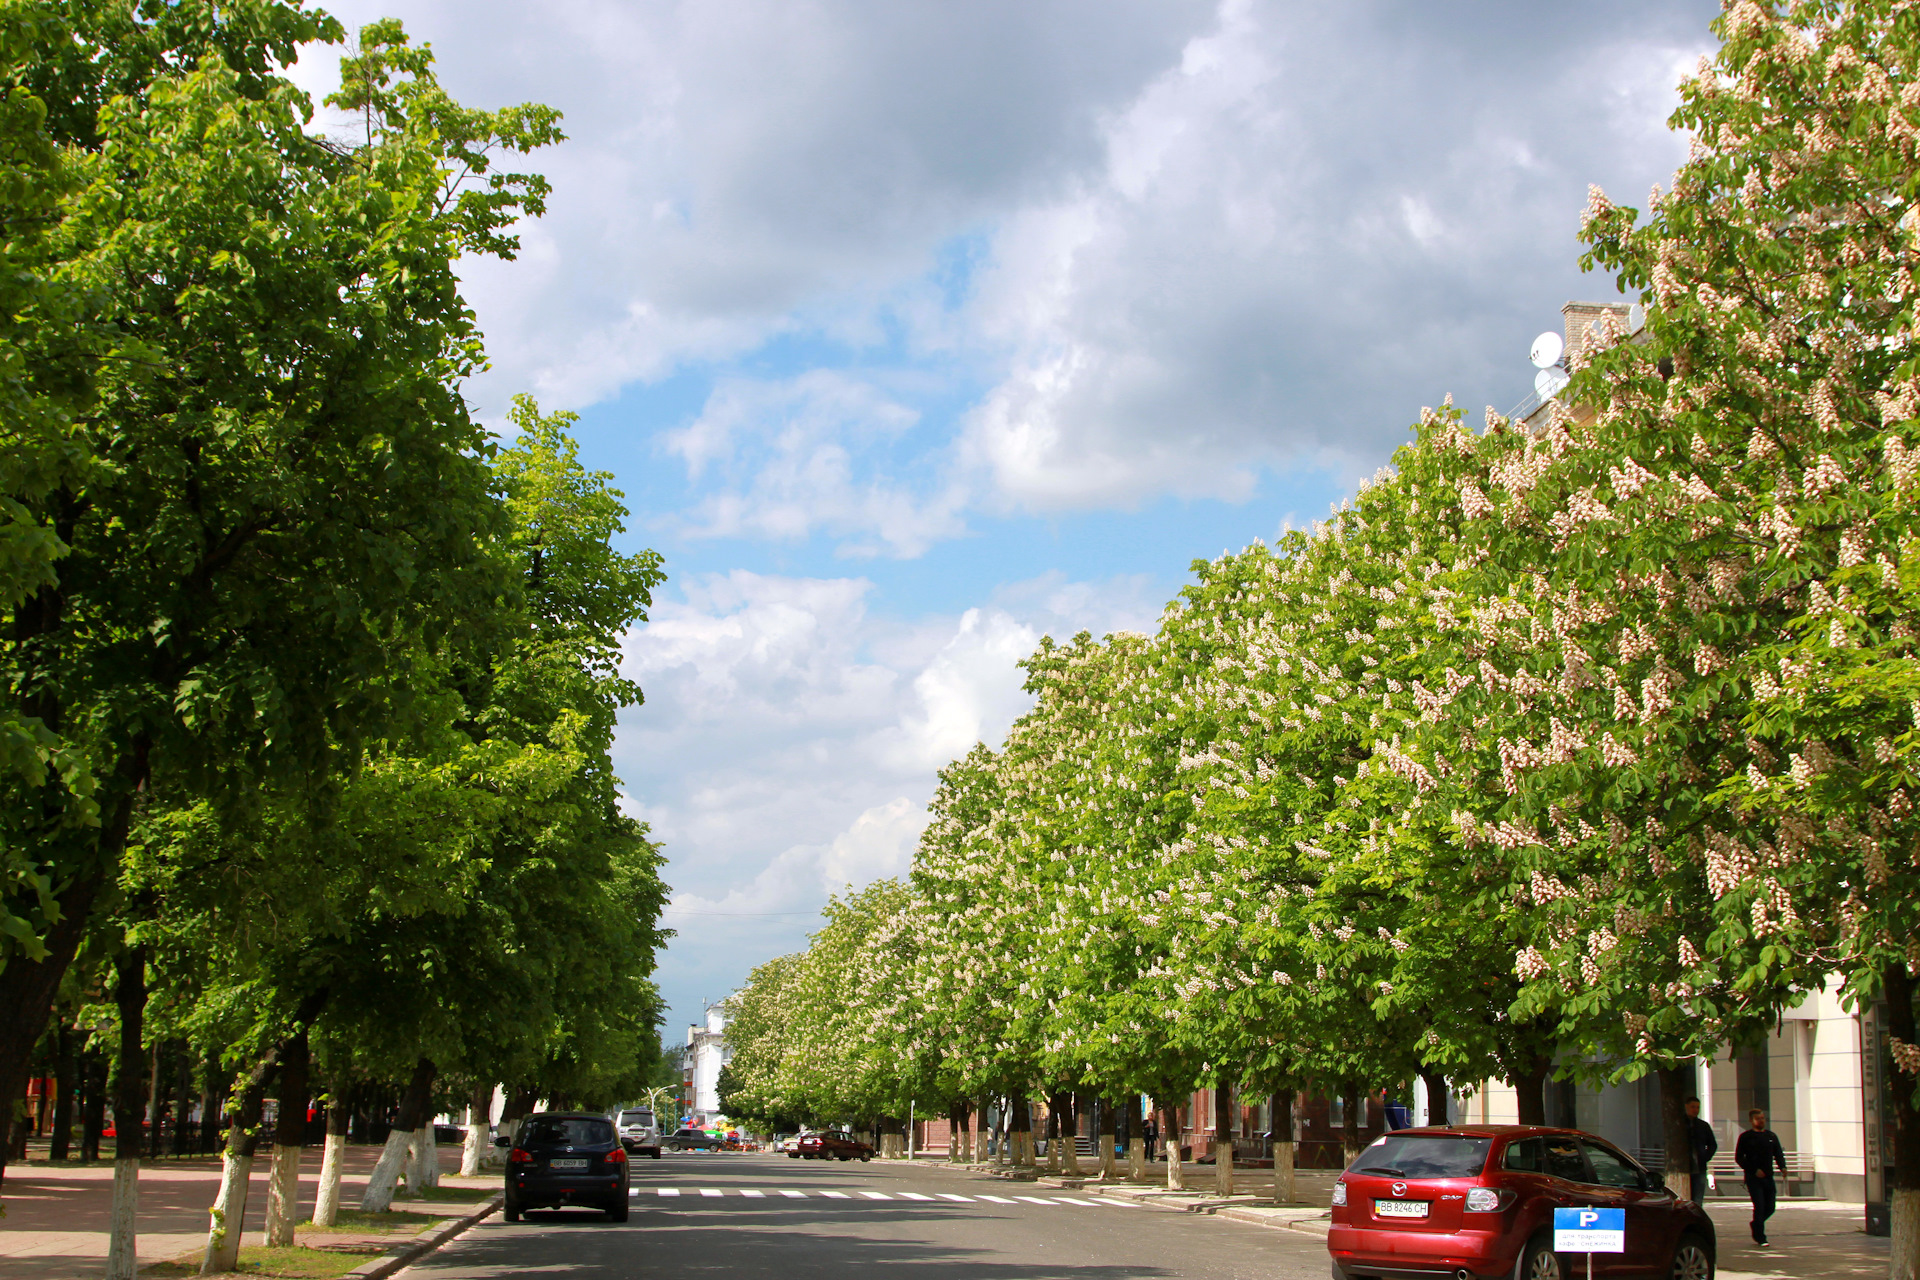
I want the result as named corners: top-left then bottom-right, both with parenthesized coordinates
top-left (433, 1123), bottom-right (465, 1144)
top-left (616, 1107), bottom-right (662, 1159)
top-left (796, 1131), bottom-right (874, 1162)
top-left (667, 1127), bottom-right (724, 1151)
top-left (496, 1111), bottom-right (629, 1222)
top-left (1327, 1126), bottom-right (1715, 1280)
top-left (779, 1135), bottom-right (805, 1157)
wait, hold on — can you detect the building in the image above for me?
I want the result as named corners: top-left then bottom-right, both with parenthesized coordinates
top-left (682, 1001), bottom-right (730, 1128)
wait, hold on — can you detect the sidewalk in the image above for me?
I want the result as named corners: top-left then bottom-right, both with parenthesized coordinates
top-left (0, 1141), bottom-right (495, 1279)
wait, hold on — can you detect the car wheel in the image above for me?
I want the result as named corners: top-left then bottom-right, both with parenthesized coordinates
top-left (861, 1154), bottom-right (871, 1162)
top-left (1671, 1233), bottom-right (1713, 1280)
top-left (606, 1197), bottom-right (630, 1223)
top-left (838, 1153), bottom-right (851, 1161)
top-left (504, 1192), bottom-right (522, 1224)
top-left (651, 1150), bottom-right (661, 1160)
top-left (1519, 1238), bottom-right (1566, 1280)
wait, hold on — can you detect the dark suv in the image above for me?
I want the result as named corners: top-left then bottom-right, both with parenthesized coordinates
top-left (497, 1112), bottom-right (629, 1222)
top-left (1327, 1126), bottom-right (1714, 1280)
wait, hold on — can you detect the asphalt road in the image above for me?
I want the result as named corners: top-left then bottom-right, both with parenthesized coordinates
top-left (404, 1152), bottom-right (1338, 1280)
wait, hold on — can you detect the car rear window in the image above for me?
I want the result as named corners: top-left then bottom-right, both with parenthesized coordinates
top-left (521, 1117), bottom-right (615, 1146)
top-left (619, 1110), bottom-right (654, 1126)
top-left (1349, 1134), bottom-right (1492, 1178)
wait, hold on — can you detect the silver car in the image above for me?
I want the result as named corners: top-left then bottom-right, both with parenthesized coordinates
top-left (616, 1107), bottom-right (662, 1159)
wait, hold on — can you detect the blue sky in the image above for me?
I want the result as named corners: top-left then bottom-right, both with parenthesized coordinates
top-left (291, 0), bottom-right (1722, 1052)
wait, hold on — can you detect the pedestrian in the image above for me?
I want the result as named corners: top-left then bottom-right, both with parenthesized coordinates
top-left (1734, 1108), bottom-right (1788, 1246)
top-left (1684, 1096), bottom-right (1717, 1198)
top-left (1142, 1115), bottom-right (1158, 1162)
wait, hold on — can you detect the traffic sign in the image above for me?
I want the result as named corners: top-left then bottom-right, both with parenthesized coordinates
top-left (1553, 1206), bottom-right (1625, 1253)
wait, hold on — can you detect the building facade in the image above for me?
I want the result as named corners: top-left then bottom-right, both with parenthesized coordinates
top-left (682, 1001), bottom-right (730, 1128)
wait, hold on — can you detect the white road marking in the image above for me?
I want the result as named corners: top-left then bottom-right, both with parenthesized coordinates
top-left (1085, 1196), bottom-right (1122, 1207)
top-left (699, 1189), bottom-right (723, 1197)
top-left (779, 1189), bottom-right (807, 1198)
top-left (898, 1192), bottom-right (934, 1200)
top-left (936, 1193), bottom-right (972, 1202)
top-left (1054, 1197), bottom-right (1100, 1206)
top-left (978, 1194), bottom-right (1017, 1204)
top-left (859, 1191), bottom-right (893, 1200)
top-left (740, 1189), bottom-right (766, 1197)
top-left (656, 1188), bottom-right (681, 1197)
top-left (1013, 1195), bottom-right (1054, 1205)
top-left (820, 1190), bottom-right (851, 1199)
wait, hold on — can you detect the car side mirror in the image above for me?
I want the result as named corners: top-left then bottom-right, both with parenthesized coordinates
top-left (493, 1135), bottom-right (511, 1147)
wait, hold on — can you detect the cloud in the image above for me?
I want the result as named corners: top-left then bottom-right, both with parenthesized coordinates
top-left (956, 0), bottom-right (1717, 510)
top-left (659, 370), bottom-right (969, 558)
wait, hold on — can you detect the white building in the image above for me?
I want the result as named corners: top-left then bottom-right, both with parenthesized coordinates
top-left (682, 1001), bottom-right (730, 1127)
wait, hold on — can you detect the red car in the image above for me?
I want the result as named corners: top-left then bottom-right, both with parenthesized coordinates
top-left (1327, 1126), bottom-right (1715, 1280)
top-left (796, 1132), bottom-right (874, 1161)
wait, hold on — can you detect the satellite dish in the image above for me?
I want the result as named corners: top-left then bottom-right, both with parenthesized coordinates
top-left (1627, 302), bottom-right (1646, 332)
top-left (1535, 366), bottom-right (1571, 399)
top-left (1529, 331), bottom-right (1565, 370)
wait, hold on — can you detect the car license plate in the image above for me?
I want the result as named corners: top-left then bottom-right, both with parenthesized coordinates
top-left (1375, 1199), bottom-right (1430, 1218)
top-left (549, 1158), bottom-right (588, 1169)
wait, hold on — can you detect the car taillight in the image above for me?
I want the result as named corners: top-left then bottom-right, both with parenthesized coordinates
top-left (509, 1148), bottom-right (533, 1163)
top-left (1331, 1181), bottom-right (1348, 1206)
top-left (607, 1147), bottom-right (628, 1166)
top-left (1465, 1186), bottom-right (1509, 1212)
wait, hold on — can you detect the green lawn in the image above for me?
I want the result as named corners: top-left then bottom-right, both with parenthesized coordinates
top-left (301, 1208), bottom-right (434, 1233)
top-left (143, 1244), bottom-right (386, 1278)
top-left (396, 1185), bottom-right (492, 1204)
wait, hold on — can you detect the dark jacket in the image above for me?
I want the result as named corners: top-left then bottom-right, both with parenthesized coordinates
top-left (1734, 1127), bottom-right (1787, 1180)
top-left (1687, 1116), bottom-right (1718, 1174)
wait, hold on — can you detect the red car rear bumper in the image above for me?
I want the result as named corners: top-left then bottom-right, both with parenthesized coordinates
top-left (1328, 1223), bottom-right (1517, 1280)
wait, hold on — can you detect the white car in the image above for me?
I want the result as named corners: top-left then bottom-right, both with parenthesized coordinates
top-left (778, 1135), bottom-right (804, 1156)
top-left (616, 1106), bottom-right (663, 1159)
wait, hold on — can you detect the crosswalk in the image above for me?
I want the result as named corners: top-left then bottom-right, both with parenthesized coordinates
top-left (632, 1185), bottom-right (1124, 1209)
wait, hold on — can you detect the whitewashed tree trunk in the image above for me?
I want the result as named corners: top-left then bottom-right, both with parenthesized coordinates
top-left (1128, 1136), bottom-right (1146, 1180)
top-left (1274, 1137), bottom-right (1296, 1204)
top-left (104, 1158), bottom-right (139, 1280)
top-left (1892, 1186), bottom-right (1917, 1280)
top-left (264, 1141), bottom-right (303, 1246)
top-left (312, 1129), bottom-right (347, 1227)
top-left (359, 1129), bottom-right (413, 1212)
top-left (405, 1123), bottom-right (438, 1193)
top-left (200, 1149), bottom-right (254, 1274)
top-left (459, 1086), bottom-right (492, 1177)
top-left (1214, 1139), bottom-right (1234, 1196)
top-left (1045, 1123), bottom-right (1059, 1172)
top-left (1100, 1132), bottom-right (1116, 1180)
top-left (1062, 1114), bottom-right (1081, 1177)
top-left (1165, 1134), bottom-right (1184, 1190)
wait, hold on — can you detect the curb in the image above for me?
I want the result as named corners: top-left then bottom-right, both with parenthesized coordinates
top-left (1215, 1204), bottom-right (1334, 1235)
top-left (341, 1193), bottom-right (503, 1280)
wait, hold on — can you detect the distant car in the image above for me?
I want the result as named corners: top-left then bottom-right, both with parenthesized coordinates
top-left (1327, 1126), bottom-right (1715, 1280)
top-left (497, 1111), bottom-right (629, 1222)
top-left (616, 1107), bottom-right (662, 1160)
top-left (668, 1127), bottom-right (724, 1151)
top-left (797, 1132), bottom-right (873, 1162)
top-left (434, 1123), bottom-right (465, 1144)
top-left (779, 1135), bottom-right (804, 1157)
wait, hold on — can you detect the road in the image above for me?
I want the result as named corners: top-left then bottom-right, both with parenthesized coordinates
top-left (405, 1152), bottom-right (1338, 1280)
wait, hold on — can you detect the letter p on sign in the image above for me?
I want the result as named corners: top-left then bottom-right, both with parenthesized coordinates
top-left (1553, 1206), bottom-right (1626, 1253)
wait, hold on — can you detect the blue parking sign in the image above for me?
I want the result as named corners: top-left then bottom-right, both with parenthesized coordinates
top-left (1553, 1206), bottom-right (1625, 1253)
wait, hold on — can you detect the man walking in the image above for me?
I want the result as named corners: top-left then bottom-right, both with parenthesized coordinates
top-left (1142, 1116), bottom-right (1157, 1162)
top-left (1734, 1109), bottom-right (1788, 1246)
top-left (1685, 1097), bottom-right (1717, 1198)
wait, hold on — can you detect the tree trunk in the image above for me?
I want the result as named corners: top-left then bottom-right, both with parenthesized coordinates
top-left (172, 1048), bottom-right (195, 1156)
top-left (361, 1059), bottom-right (434, 1212)
top-left (1213, 1079), bottom-right (1234, 1197)
top-left (264, 1028), bottom-right (309, 1246)
top-left (1099, 1095), bottom-right (1118, 1180)
top-left (49, 1019), bottom-right (75, 1161)
top-left (201, 1054), bottom-right (275, 1275)
top-left (1008, 1088), bottom-right (1033, 1166)
top-left (1161, 1098), bottom-right (1184, 1190)
top-left (1060, 1093), bottom-right (1081, 1175)
top-left (312, 1087), bottom-right (351, 1228)
top-left (1509, 1051), bottom-right (1551, 1127)
top-left (105, 946), bottom-right (147, 1280)
top-left (1044, 1094), bottom-right (1061, 1171)
top-left (81, 1046), bottom-right (106, 1162)
top-left (0, 742), bottom-right (146, 1199)
top-left (948, 1100), bottom-right (968, 1163)
top-left (1341, 1084), bottom-right (1362, 1167)
top-left (406, 1121), bottom-right (439, 1194)
top-left (1884, 961), bottom-right (1918, 1280)
top-left (460, 1083), bottom-right (492, 1177)
top-left (1418, 1068), bottom-right (1448, 1127)
top-left (1655, 1062), bottom-right (1694, 1203)
top-left (1271, 1090), bottom-right (1296, 1204)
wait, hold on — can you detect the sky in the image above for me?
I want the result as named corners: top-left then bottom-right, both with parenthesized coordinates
top-left (287, 0), bottom-right (1722, 1051)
